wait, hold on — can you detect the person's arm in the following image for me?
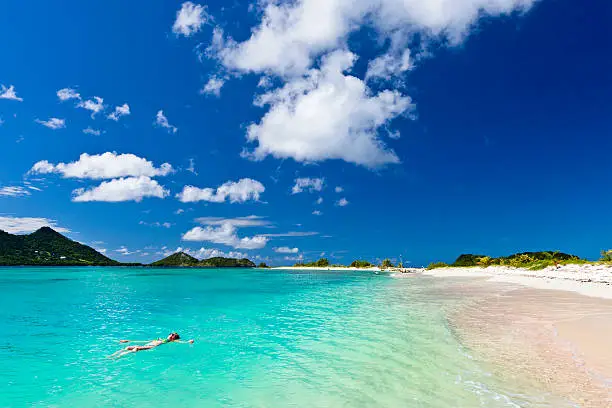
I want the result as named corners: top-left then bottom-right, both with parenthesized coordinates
top-left (119, 340), bottom-right (150, 343)
top-left (175, 340), bottom-right (195, 344)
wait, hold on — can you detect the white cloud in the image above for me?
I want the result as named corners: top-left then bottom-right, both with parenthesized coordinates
top-left (201, 76), bottom-right (225, 97)
top-left (72, 176), bottom-right (169, 202)
top-left (336, 197), bottom-right (349, 206)
top-left (155, 110), bottom-right (178, 133)
top-left (274, 246), bottom-right (299, 254)
top-left (0, 186), bottom-right (31, 197)
top-left (316, 197), bottom-right (323, 204)
top-left (0, 85), bottom-right (23, 101)
top-left (257, 76), bottom-right (273, 88)
top-left (206, 0), bottom-right (535, 167)
top-left (115, 246), bottom-right (136, 256)
top-left (195, 215), bottom-right (270, 227)
top-left (244, 51), bottom-right (412, 167)
top-left (57, 88), bottom-right (81, 101)
top-left (292, 177), bottom-right (325, 194)
top-left (0, 216), bottom-right (69, 234)
top-left (186, 158), bottom-right (197, 175)
top-left (177, 178), bottom-right (265, 203)
top-left (262, 231), bottom-right (318, 237)
top-left (312, 210), bottom-right (322, 216)
top-left (175, 208), bottom-right (185, 215)
top-left (169, 246), bottom-right (248, 260)
top-left (30, 152), bottom-right (173, 179)
top-left (77, 96), bottom-right (104, 118)
top-left (35, 118), bottom-right (66, 130)
top-left (366, 48), bottom-right (413, 81)
top-left (82, 127), bottom-right (102, 136)
top-left (208, 0), bottom-right (535, 77)
top-left (107, 103), bottom-right (130, 121)
top-left (173, 1), bottom-right (209, 37)
top-left (139, 221), bottom-right (172, 228)
top-left (182, 222), bottom-right (268, 249)
top-left (334, 186), bottom-right (344, 193)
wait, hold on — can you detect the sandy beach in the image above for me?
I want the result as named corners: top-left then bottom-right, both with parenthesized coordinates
top-left (420, 265), bottom-right (612, 407)
top-left (272, 266), bottom-right (382, 272)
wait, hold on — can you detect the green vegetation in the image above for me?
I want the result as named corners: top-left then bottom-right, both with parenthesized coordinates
top-left (151, 252), bottom-right (256, 268)
top-left (150, 252), bottom-right (199, 267)
top-left (0, 227), bottom-right (119, 266)
top-left (258, 262), bottom-right (270, 268)
top-left (381, 258), bottom-right (394, 268)
top-left (600, 250), bottom-right (612, 262)
top-left (349, 260), bottom-right (373, 268)
top-left (441, 251), bottom-right (586, 270)
top-left (427, 262), bottom-right (449, 270)
top-left (294, 258), bottom-right (330, 267)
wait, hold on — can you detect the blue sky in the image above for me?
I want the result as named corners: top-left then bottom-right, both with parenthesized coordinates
top-left (0, 0), bottom-right (610, 266)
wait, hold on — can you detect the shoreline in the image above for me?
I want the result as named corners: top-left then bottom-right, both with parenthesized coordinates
top-left (422, 266), bottom-right (612, 406)
top-left (420, 264), bottom-right (612, 300)
top-left (271, 266), bottom-right (382, 272)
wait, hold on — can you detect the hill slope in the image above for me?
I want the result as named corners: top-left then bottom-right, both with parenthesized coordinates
top-left (151, 252), bottom-right (256, 268)
top-left (0, 227), bottom-right (119, 266)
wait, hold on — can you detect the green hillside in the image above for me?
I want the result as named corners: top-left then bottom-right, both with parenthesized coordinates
top-left (0, 227), bottom-right (119, 266)
top-left (151, 252), bottom-right (256, 268)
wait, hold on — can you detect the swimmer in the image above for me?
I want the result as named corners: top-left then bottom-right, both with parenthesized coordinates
top-left (109, 332), bottom-right (193, 358)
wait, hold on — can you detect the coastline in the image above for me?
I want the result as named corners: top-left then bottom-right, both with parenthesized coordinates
top-left (271, 266), bottom-right (382, 272)
top-left (420, 265), bottom-right (612, 406)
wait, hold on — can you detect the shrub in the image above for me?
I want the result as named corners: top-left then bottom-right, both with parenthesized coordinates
top-left (427, 262), bottom-right (449, 270)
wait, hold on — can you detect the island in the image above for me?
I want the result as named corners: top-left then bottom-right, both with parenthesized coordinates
top-left (0, 227), bottom-right (256, 268)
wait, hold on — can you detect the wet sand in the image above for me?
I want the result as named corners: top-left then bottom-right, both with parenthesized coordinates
top-left (433, 277), bottom-right (612, 407)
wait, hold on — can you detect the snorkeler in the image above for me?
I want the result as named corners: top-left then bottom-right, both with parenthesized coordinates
top-left (109, 332), bottom-right (193, 358)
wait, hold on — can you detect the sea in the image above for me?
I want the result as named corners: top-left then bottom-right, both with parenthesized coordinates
top-left (0, 267), bottom-right (568, 407)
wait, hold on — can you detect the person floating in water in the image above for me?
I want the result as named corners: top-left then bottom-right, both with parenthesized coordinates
top-left (109, 332), bottom-right (193, 358)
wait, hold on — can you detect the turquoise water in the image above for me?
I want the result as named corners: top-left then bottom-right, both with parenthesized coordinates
top-left (1, 267), bottom-right (556, 407)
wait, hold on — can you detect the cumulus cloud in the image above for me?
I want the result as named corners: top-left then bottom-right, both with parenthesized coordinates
top-left (107, 103), bottom-right (130, 121)
top-left (334, 186), bottom-right (344, 193)
top-left (0, 85), bottom-right (23, 101)
top-left (177, 178), bottom-right (265, 203)
top-left (244, 51), bottom-right (412, 167)
top-left (208, 0), bottom-right (535, 77)
top-left (35, 118), bottom-right (66, 130)
top-left (312, 210), bottom-right (322, 216)
top-left (195, 215), bottom-right (270, 227)
top-left (57, 88), bottom-right (81, 101)
top-left (30, 152), bottom-right (173, 179)
top-left (0, 186), bottom-right (31, 197)
top-left (0, 216), bottom-right (69, 234)
top-left (182, 222), bottom-right (268, 249)
top-left (201, 76), bottom-right (225, 97)
top-left (72, 176), bottom-right (169, 203)
top-left (292, 177), bottom-right (325, 194)
top-left (316, 197), bottom-right (323, 204)
top-left (205, 0), bottom-right (535, 167)
top-left (82, 127), bottom-right (102, 136)
top-left (274, 246), bottom-right (299, 254)
top-left (77, 96), bottom-right (104, 118)
top-left (336, 197), bottom-right (349, 206)
top-left (173, 1), bottom-right (209, 37)
top-left (155, 110), bottom-right (178, 133)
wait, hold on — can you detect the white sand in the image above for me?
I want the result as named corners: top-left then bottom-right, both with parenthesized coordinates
top-left (421, 264), bottom-right (612, 299)
top-left (272, 266), bottom-right (382, 272)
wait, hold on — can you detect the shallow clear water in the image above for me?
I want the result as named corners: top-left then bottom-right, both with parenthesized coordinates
top-left (0, 267), bottom-right (560, 407)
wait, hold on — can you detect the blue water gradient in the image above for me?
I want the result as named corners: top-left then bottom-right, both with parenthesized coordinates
top-left (0, 267), bottom-right (562, 407)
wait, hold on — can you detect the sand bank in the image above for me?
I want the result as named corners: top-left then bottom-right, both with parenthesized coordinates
top-left (421, 266), bottom-right (612, 406)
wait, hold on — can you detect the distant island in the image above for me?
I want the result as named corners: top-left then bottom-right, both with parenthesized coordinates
top-left (150, 252), bottom-right (256, 268)
top-left (0, 227), bottom-right (256, 268)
